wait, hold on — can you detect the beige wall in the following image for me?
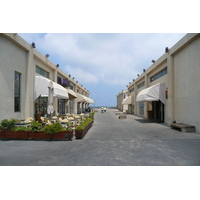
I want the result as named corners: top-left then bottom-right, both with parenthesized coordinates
top-left (173, 36), bottom-right (200, 130)
top-left (119, 33), bottom-right (200, 132)
top-left (0, 34), bottom-right (33, 120)
top-left (0, 33), bottom-right (92, 120)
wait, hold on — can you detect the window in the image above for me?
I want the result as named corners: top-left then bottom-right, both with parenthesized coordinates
top-left (137, 81), bottom-right (145, 89)
top-left (69, 85), bottom-right (73, 90)
top-left (36, 66), bottom-right (49, 78)
top-left (150, 68), bottom-right (167, 82)
top-left (130, 88), bottom-right (134, 93)
top-left (14, 71), bottom-right (21, 112)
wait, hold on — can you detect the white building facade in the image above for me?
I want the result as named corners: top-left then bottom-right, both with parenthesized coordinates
top-left (0, 33), bottom-right (93, 121)
top-left (117, 33), bottom-right (200, 132)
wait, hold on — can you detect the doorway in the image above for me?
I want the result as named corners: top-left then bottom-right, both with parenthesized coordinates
top-left (152, 100), bottom-right (164, 122)
top-left (58, 99), bottom-right (66, 114)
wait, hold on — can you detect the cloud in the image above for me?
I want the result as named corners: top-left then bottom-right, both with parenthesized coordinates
top-left (18, 33), bottom-right (187, 105)
top-left (65, 65), bottom-right (99, 84)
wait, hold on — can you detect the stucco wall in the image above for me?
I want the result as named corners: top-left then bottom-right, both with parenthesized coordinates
top-left (173, 37), bottom-right (200, 131)
top-left (0, 35), bottom-right (29, 120)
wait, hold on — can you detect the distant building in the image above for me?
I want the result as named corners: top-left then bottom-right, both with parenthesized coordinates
top-left (117, 33), bottom-right (200, 132)
top-left (0, 33), bottom-right (93, 121)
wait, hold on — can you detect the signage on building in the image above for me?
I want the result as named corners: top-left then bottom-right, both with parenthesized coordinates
top-left (57, 76), bottom-right (70, 87)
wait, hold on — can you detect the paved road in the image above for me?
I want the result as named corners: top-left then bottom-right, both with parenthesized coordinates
top-left (1, 109), bottom-right (200, 166)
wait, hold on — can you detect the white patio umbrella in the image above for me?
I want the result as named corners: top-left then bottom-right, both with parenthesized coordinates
top-left (47, 81), bottom-right (54, 114)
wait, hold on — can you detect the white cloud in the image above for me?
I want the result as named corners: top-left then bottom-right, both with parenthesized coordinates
top-left (65, 65), bottom-right (99, 84)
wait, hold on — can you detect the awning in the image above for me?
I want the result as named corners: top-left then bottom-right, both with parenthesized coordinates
top-left (122, 96), bottom-right (132, 105)
top-left (66, 88), bottom-right (77, 99)
top-left (76, 93), bottom-right (88, 102)
top-left (136, 83), bottom-right (166, 105)
top-left (85, 97), bottom-right (94, 104)
top-left (34, 76), bottom-right (69, 101)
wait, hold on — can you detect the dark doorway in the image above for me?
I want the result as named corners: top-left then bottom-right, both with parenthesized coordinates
top-left (152, 100), bottom-right (164, 122)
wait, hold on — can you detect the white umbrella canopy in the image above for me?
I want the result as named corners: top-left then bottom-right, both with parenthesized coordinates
top-left (47, 81), bottom-right (54, 114)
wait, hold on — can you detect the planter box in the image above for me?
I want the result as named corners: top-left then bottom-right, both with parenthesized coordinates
top-left (29, 131), bottom-right (53, 140)
top-left (0, 131), bottom-right (5, 139)
top-left (75, 121), bottom-right (94, 139)
top-left (53, 131), bottom-right (73, 140)
top-left (5, 131), bottom-right (29, 139)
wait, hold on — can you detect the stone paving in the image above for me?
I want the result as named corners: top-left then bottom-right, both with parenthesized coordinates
top-left (1, 109), bottom-right (200, 166)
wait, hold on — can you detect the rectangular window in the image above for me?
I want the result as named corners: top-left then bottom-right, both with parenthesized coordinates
top-left (137, 81), bottom-right (145, 89)
top-left (36, 66), bottom-right (49, 78)
top-left (14, 71), bottom-right (21, 112)
top-left (150, 68), bottom-right (167, 82)
top-left (130, 88), bottom-right (134, 93)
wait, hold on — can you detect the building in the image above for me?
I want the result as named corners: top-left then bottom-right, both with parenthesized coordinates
top-left (0, 33), bottom-right (93, 121)
top-left (117, 33), bottom-right (200, 132)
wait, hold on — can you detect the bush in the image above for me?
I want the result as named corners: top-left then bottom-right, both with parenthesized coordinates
top-left (29, 121), bottom-right (42, 132)
top-left (43, 122), bottom-right (63, 134)
top-left (13, 126), bottom-right (28, 132)
top-left (0, 119), bottom-right (16, 130)
top-left (90, 111), bottom-right (95, 119)
top-left (76, 117), bottom-right (93, 132)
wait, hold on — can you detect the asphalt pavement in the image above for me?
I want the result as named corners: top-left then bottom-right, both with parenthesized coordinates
top-left (1, 109), bottom-right (200, 166)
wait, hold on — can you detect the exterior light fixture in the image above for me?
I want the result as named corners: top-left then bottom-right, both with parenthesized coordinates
top-left (73, 77), bottom-right (75, 79)
top-left (165, 47), bottom-right (169, 52)
top-left (137, 74), bottom-right (139, 76)
top-left (133, 79), bottom-right (135, 81)
top-left (69, 74), bottom-right (71, 77)
top-left (143, 69), bottom-right (146, 72)
top-left (31, 42), bottom-right (36, 48)
top-left (129, 82), bottom-right (131, 84)
top-left (56, 64), bottom-right (59, 67)
top-left (45, 54), bottom-right (50, 58)
top-left (151, 60), bottom-right (155, 63)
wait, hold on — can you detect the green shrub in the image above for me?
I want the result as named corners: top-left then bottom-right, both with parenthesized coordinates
top-left (13, 126), bottom-right (29, 132)
top-left (43, 122), bottom-right (63, 134)
top-left (76, 124), bottom-right (85, 133)
top-left (90, 111), bottom-right (95, 119)
top-left (29, 121), bottom-right (42, 132)
top-left (0, 119), bottom-right (16, 130)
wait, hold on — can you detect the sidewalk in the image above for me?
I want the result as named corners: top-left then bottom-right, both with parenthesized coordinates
top-left (0, 109), bottom-right (200, 166)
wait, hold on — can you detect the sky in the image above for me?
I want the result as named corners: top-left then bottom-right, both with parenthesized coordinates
top-left (19, 33), bottom-right (186, 107)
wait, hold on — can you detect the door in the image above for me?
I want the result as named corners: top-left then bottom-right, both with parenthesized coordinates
top-left (152, 100), bottom-right (164, 122)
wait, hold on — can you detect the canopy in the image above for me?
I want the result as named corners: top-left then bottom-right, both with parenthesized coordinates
top-left (136, 83), bottom-right (166, 105)
top-left (85, 97), bottom-right (94, 104)
top-left (122, 96), bottom-right (132, 105)
top-left (76, 93), bottom-right (88, 102)
top-left (34, 76), bottom-right (69, 101)
top-left (66, 88), bottom-right (77, 99)
top-left (76, 94), bottom-right (94, 104)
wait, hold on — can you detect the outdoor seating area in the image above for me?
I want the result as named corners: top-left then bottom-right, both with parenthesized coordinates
top-left (0, 111), bottom-right (95, 141)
